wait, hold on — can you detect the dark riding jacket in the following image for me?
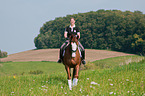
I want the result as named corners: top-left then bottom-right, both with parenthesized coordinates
top-left (65, 25), bottom-right (80, 38)
top-left (59, 25), bottom-right (85, 60)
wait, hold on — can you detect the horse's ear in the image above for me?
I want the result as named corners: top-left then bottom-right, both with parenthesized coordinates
top-left (69, 35), bottom-right (71, 39)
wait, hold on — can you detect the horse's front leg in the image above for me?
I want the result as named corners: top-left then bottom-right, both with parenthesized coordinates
top-left (65, 65), bottom-right (72, 90)
top-left (73, 65), bottom-right (79, 86)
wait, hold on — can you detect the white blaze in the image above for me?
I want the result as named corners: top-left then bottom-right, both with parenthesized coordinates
top-left (71, 42), bottom-right (77, 57)
top-left (71, 42), bottom-right (77, 51)
top-left (72, 52), bottom-right (76, 57)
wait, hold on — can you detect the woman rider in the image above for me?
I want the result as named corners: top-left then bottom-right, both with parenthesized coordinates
top-left (57, 18), bottom-right (86, 64)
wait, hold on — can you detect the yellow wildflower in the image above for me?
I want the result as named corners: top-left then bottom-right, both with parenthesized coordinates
top-left (13, 76), bottom-right (16, 79)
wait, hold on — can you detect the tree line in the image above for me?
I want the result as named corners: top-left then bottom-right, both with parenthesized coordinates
top-left (0, 50), bottom-right (7, 58)
top-left (34, 9), bottom-right (145, 55)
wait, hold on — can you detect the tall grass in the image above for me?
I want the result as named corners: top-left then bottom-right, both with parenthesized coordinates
top-left (0, 55), bottom-right (144, 95)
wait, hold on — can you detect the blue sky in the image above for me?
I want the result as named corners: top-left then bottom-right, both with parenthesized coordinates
top-left (0, 0), bottom-right (145, 54)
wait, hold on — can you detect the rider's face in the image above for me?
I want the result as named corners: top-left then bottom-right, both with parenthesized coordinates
top-left (70, 18), bottom-right (75, 25)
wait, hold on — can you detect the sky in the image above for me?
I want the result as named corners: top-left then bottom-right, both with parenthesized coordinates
top-left (0, 0), bottom-right (145, 54)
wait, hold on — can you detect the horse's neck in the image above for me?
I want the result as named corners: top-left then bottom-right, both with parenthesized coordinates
top-left (65, 44), bottom-right (72, 53)
top-left (68, 43), bottom-right (72, 52)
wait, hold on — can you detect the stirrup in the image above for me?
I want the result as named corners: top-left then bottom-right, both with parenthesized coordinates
top-left (82, 60), bottom-right (86, 65)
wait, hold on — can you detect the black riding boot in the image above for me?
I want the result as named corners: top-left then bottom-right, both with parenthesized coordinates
top-left (57, 41), bottom-right (69, 63)
top-left (57, 49), bottom-right (63, 63)
top-left (81, 50), bottom-right (86, 65)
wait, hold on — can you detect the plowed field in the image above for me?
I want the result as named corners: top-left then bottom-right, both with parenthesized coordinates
top-left (1, 49), bottom-right (133, 62)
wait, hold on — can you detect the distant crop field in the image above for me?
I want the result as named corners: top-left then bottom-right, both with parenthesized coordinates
top-left (1, 49), bottom-right (133, 62)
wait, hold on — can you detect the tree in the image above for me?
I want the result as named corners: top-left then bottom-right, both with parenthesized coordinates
top-left (34, 10), bottom-right (145, 55)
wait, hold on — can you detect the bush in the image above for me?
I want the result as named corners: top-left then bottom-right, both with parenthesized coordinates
top-left (0, 50), bottom-right (8, 58)
top-left (29, 70), bottom-right (43, 75)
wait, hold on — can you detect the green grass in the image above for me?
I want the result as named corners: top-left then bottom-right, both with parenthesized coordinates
top-left (0, 61), bottom-right (65, 76)
top-left (84, 55), bottom-right (144, 70)
top-left (0, 55), bottom-right (145, 95)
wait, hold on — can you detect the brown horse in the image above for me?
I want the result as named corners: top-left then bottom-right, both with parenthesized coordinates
top-left (62, 34), bottom-right (81, 90)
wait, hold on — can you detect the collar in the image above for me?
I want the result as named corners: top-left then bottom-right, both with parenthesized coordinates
top-left (69, 24), bottom-right (75, 28)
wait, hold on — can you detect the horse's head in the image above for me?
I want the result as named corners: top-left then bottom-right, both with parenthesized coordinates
top-left (69, 34), bottom-right (79, 57)
top-left (69, 34), bottom-right (79, 43)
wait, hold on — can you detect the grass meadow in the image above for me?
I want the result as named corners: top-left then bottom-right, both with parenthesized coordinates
top-left (0, 55), bottom-right (145, 95)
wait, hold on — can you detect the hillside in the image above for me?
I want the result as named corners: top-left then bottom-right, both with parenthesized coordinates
top-left (0, 55), bottom-right (144, 95)
top-left (0, 49), bottom-right (133, 62)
